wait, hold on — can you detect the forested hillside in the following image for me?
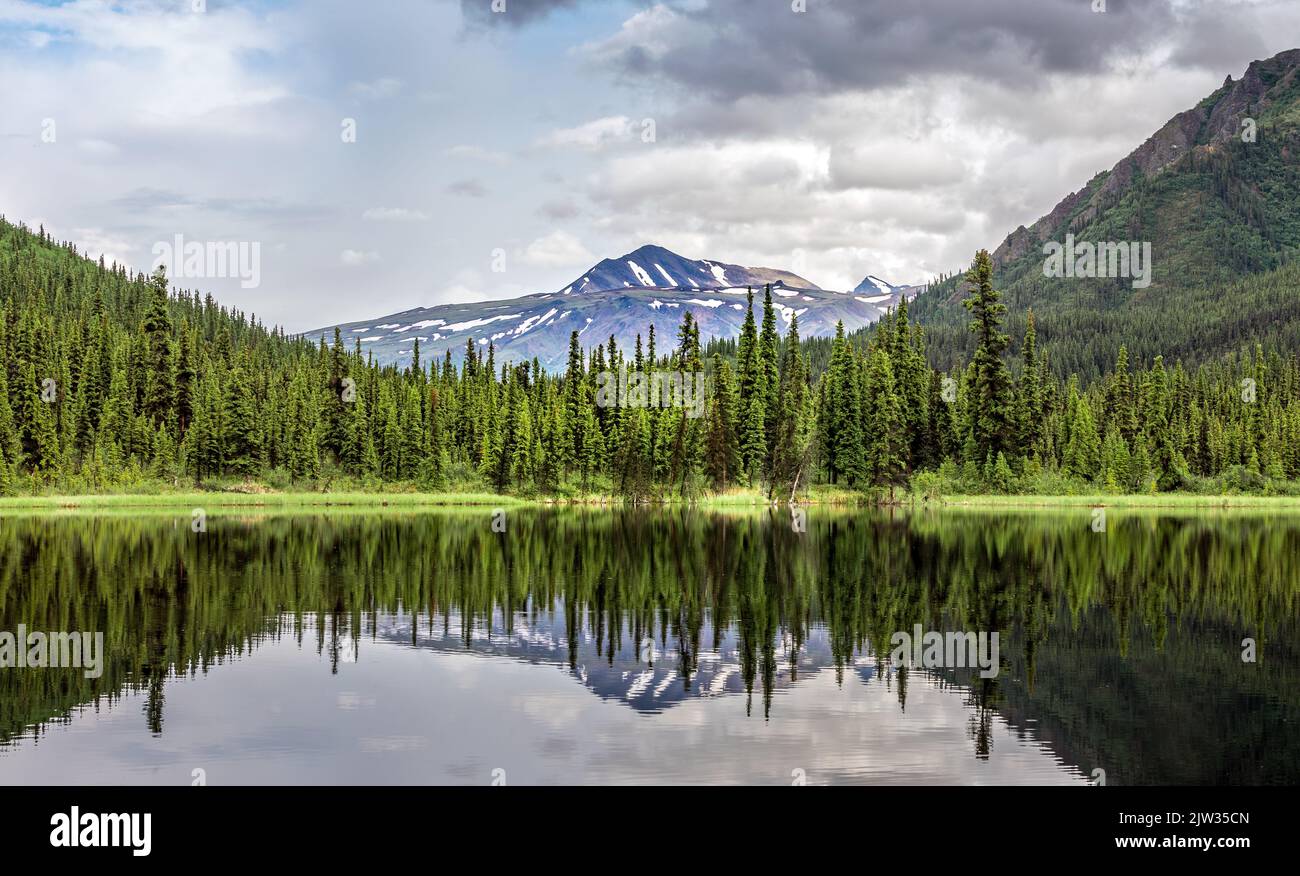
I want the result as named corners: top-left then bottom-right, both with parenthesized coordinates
top-left (910, 49), bottom-right (1300, 380)
top-left (3, 216), bottom-right (1300, 499)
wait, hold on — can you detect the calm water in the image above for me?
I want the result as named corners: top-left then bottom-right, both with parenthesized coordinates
top-left (0, 507), bottom-right (1295, 785)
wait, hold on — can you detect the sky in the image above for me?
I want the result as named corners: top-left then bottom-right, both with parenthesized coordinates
top-left (2, 0), bottom-right (1299, 331)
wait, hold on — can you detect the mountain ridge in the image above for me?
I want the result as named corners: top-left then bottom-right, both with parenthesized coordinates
top-left (305, 244), bottom-right (919, 370)
top-left (992, 48), bottom-right (1300, 272)
top-left (907, 46), bottom-right (1300, 378)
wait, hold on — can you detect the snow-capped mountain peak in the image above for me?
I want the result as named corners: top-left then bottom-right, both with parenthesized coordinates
top-left (562, 244), bottom-right (818, 296)
top-left (303, 246), bottom-right (920, 372)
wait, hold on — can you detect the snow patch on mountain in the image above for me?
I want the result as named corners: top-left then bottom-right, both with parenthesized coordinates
top-left (514, 307), bottom-right (558, 336)
top-left (444, 313), bottom-right (523, 333)
top-left (628, 261), bottom-right (655, 287)
top-left (774, 304), bottom-right (808, 324)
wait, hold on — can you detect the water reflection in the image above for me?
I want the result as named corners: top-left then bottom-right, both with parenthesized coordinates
top-left (0, 508), bottom-right (1296, 784)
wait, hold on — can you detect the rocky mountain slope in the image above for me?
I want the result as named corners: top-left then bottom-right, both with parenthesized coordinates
top-left (908, 47), bottom-right (1300, 378)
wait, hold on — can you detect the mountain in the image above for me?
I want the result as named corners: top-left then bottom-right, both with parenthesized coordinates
top-left (909, 48), bottom-right (1300, 378)
top-left (559, 243), bottom-right (818, 295)
top-left (373, 609), bottom-right (864, 716)
top-left (990, 48), bottom-right (1300, 277)
top-left (305, 246), bottom-right (913, 371)
top-left (852, 273), bottom-right (924, 307)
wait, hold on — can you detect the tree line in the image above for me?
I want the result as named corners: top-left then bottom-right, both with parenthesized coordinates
top-left (3, 216), bottom-right (1300, 498)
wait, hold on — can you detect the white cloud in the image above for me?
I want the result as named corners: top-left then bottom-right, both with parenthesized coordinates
top-left (519, 231), bottom-right (595, 268)
top-left (578, 4), bottom-right (684, 67)
top-left (341, 249), bottom-right (381, 266)
top-left (0, 0), bottom-right (289, 128)
top-left (538, 116), bottom-right (636, 150)
top-left (828, 140), bottom-right (966, 191)
top-left (70, 227), bottom-right (136, 268)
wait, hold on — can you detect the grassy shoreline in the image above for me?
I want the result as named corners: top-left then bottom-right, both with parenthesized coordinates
top-left (930, 493), bottom-right (1300, 508)
top-left (4, 488), bottom-right (1300, 512)
top-left (0, 491), bottom-right (531, 511)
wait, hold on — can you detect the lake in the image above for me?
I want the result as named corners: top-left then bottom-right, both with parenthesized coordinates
top-left (0, 506), bottom-right (1295, 785)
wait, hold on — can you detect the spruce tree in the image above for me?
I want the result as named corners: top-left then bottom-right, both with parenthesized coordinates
top-left (705, 356), bottom-right (740, 490)
top-left (963, 250), bottom-right (1014, 462)
top-left (223, 365), bottom-right (262, 477)
top-left (141, 267), bottom-right (175, 428)
top-left (863, 347), bottom-right (906, 496)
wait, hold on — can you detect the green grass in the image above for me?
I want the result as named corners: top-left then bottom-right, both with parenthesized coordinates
top-left (5, 488), bottom-right (1300, 515)
top-left (925, 493), bottom-right (1300, 509)
top-left (0, 491), bottom-right (531, 512)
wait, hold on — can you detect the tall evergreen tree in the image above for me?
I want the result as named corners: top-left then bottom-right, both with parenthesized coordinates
top-left (963, 250), bottom-right (1014, 462)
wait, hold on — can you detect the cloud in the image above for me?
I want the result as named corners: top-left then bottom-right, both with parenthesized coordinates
top-left (341, 249), bottom-right (381, 266)
top-left (586, 140), bottom-right (821, 223)
top-left (577, 4), bottom-right (679, 67)
top-left (459, 0), bottom-right (583, 28)
top-left (70, 227), bottom-right (136, 268)
top-left (538, 199), bottom-right (580, 220)
top-left (519, 230), bottom-right (595, 268)
top-left (576, 0), bottom-right (1247, 101)
top-left (362, 207), bottom-right (431, 222)
top-left (347, 77), bottom-right (403, 100)
top-left (108, 189), bottom-right (325, 224)
top-left (827, 141), bottom-right (966, 191)
top-left (538, 115), bottom-right (637, 150)
top-left (0, 0), bottom-right (289, 128)
top-left (445, 179), bottom-right (490, 197)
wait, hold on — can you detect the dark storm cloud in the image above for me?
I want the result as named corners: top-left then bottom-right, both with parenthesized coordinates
top-left (454, 0), bottom-right (1279, 103)
top-left (459, 0), bottom-right (583, 28)
top-left (593, 0), bottom-right (1190, 100)
top-left (457, 0), bottom-right (1294, 106)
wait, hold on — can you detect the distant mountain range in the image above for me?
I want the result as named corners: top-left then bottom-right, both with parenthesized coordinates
top-left (304, 244), bottom-right (922, 370)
